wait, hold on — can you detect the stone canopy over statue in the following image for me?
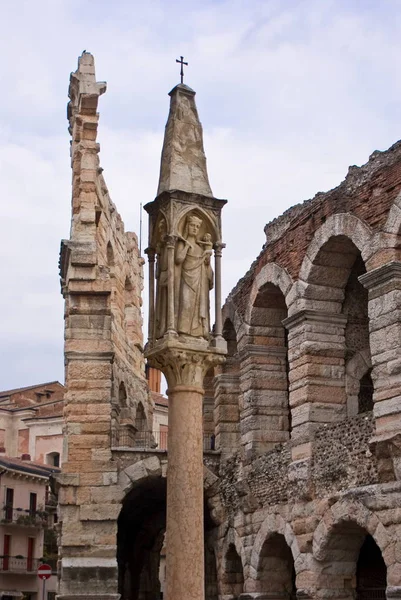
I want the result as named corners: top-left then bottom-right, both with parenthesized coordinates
top-left (154, 211), bottom-right (214, 340)
top-left (144, 82), bottom-right (227, 351)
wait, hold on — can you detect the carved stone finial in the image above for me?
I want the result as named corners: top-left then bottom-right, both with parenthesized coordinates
top-left (157, 84), bottom-right (213, 197)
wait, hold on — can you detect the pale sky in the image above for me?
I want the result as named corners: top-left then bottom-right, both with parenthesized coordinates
top-left (1, 0), bottom-right (401, 390)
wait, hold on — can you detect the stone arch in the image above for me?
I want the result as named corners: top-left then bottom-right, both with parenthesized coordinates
top-left (296, 214), bottom-right (373, 314)
top-left (241, 264), bottom-right (292, 451)
top-left (251, 513), bottom-right (300, 576)
top-left (245, 262), bottom-right (294, 324)
top-left (176, 205), bottom-right (219, 242)
top-left (313, 500), bottom-right (391, 600)
top-left (249, 514), bottom-right (299, 597)
top-left (223, 317), bottom-right (238, 357)
top-left (118, 382), bottom-right (128, 407)
top-left (219, 527), bottom-right (246, 598)
top-left (345, 348), bottom-right (372, 416)
top-left (313, 499), bottom-right (391, 563)
top-left (107, 240), bottom-right (115, 266)
top-left (118, 458), bottom-right (223, 522)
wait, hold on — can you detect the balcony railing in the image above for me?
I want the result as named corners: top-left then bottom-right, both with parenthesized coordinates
top-left (2, 507), bottom-right (47, 527)
top-left (0, 556), bottom-right (41, 573)
top-left (112, 430), bottom-right (216, 451)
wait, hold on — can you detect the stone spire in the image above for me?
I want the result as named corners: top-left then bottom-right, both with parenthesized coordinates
top-left (157, 83), bottom-right (213, 197)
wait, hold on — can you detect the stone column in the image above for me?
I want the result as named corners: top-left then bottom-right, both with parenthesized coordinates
top-left (214, 357), bottom-right (240, 455)
top-left (166, 235), bottom-right (177, 335)
top-left (360, 262), bottom-right (401, 479)
top-left (146, 247), bottom-right (156, 343)
top-left (238, 343), bottom-right (289, 458)
top-left (147, 344), bottom-right (225, 600)
top-left (213, 242), bottom-right (225, 339)
top-left (283, 310), bottom-right (347, 461)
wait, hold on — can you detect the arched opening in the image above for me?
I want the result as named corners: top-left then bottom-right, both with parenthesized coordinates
top-left (135, 403), bottom-right (147, 447)
top-left (256, 533), bottom-right (296, 599)
top-left (245, 282), bottom-right (289, 452)
top-left (316, 522), bottom-right (387, 600)
top-left (358, 368), bottom-right (374, 414)
top-left (303, 236), bottom-right (371, 427)
top-left (214, 317), bottom-right (240, 452)
top-left (356, 535), bottom-right (386, 600)
top-left (343, 254), bottom-right (370, 363)
top-left (117, 476), bottom-right (218, 600)
top-left (221, 543), bottom-right (243, 600)
top-left (223, 318), bottom-right (237, 357)
top-left (46, 452), bottom-right (60, 468)
top-left (119, 382), bottom-right (128, 407)
top-left (107, 241), bottom-right (115, 266)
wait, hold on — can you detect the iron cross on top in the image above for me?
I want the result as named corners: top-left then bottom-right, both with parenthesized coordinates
top-left (176, 56), bottom-right (188, 84)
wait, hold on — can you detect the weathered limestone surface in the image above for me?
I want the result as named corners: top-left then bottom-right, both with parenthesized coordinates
top-left (58, 52), bottom-right (149, 600)
top-left (57, 52), bottom-right (401, 600)
top-left (157, 83), bottom-right (213, 197)
top-left (145, 80), bottom-right (227, 600)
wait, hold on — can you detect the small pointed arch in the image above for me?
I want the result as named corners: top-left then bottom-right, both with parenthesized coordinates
top-left (220, 529), bottom-right (245, 599)
top-left (107, 241), bottom-right (115, 266)
top-left (135, 401), bottom-right (147, 433)
top-left (222, 317), bottom-right (237, 356)
top-left (118, 382), bottom-right (127, 407)
top-left (176, 206), bottom-right (219, 243)
top-left (346, 349), bottom-right (372, 416)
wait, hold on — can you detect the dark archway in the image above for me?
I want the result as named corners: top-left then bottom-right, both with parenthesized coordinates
top-left (358, 369), bottom-right (374, 414)
top-left (221, 543), bottom-right (244, 600)
top-left (256, 533), bottom-right (296, 599)
top-left (316, 521), bottom-right (387, 600)
top-left (118, 477), bottom-right (218, 600)
top-left (356, 535), bottom-right (386, 600)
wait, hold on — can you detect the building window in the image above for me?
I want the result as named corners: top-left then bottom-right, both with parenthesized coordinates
top-left (3, 534), bottom-right (11, 570)
top-left (46, 452), bottom-right (60, 467)
top-left (48, 593), bottom-right (57, 600)
top-left (4, 487), bottom-right (14, 521)
top-left (29, 492), bottom-right (37, 516)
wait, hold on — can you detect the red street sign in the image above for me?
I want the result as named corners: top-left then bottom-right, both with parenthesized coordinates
top-left (37, 563), bottom-right (52, 580)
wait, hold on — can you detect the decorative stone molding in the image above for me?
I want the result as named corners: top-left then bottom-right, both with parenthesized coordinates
top-left (146, 340), bottom-right (225, 391)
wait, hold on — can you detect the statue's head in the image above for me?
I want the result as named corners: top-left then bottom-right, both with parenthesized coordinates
top-left (186, 214), bottom-right (202, 237)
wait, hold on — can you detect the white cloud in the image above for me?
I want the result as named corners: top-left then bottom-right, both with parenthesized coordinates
top-left (1, 0), bottom-right (401, 389)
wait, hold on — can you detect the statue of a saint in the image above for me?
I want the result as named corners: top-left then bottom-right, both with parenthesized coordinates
top-left (155, 218), bottom-right (168, 338)
top-left (175, 215), bottom-right (213, 338)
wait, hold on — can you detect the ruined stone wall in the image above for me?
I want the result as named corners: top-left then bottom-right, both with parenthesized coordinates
top-left (212, 138), bottom-right (401, 600)
top-left (57, 53), bottom-right (149, 600)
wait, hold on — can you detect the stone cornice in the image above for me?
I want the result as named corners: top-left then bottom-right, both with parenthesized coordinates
top-left (64, 351), bottom-right (115, 362)
top-left (359, 261), bottom-right (401, 290)
top-left (282, 309), bottom-right (347, 330)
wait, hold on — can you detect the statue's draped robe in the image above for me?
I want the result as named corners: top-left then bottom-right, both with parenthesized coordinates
top-left (176, 241), bottom-right (213, 338)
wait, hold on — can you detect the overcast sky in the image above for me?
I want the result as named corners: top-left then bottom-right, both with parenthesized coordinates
top-left (1, 0), bottom-right (401, 390)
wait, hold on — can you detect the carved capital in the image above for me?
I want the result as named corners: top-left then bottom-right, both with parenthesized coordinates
top-left (213, 241), bottom-right (226, 256)
top-left (165, 234), bottom-right (177, 249)
top-left (145, 340), bottom-right (225, 391)
top-left (145, 247), bottom-right (156, 261)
